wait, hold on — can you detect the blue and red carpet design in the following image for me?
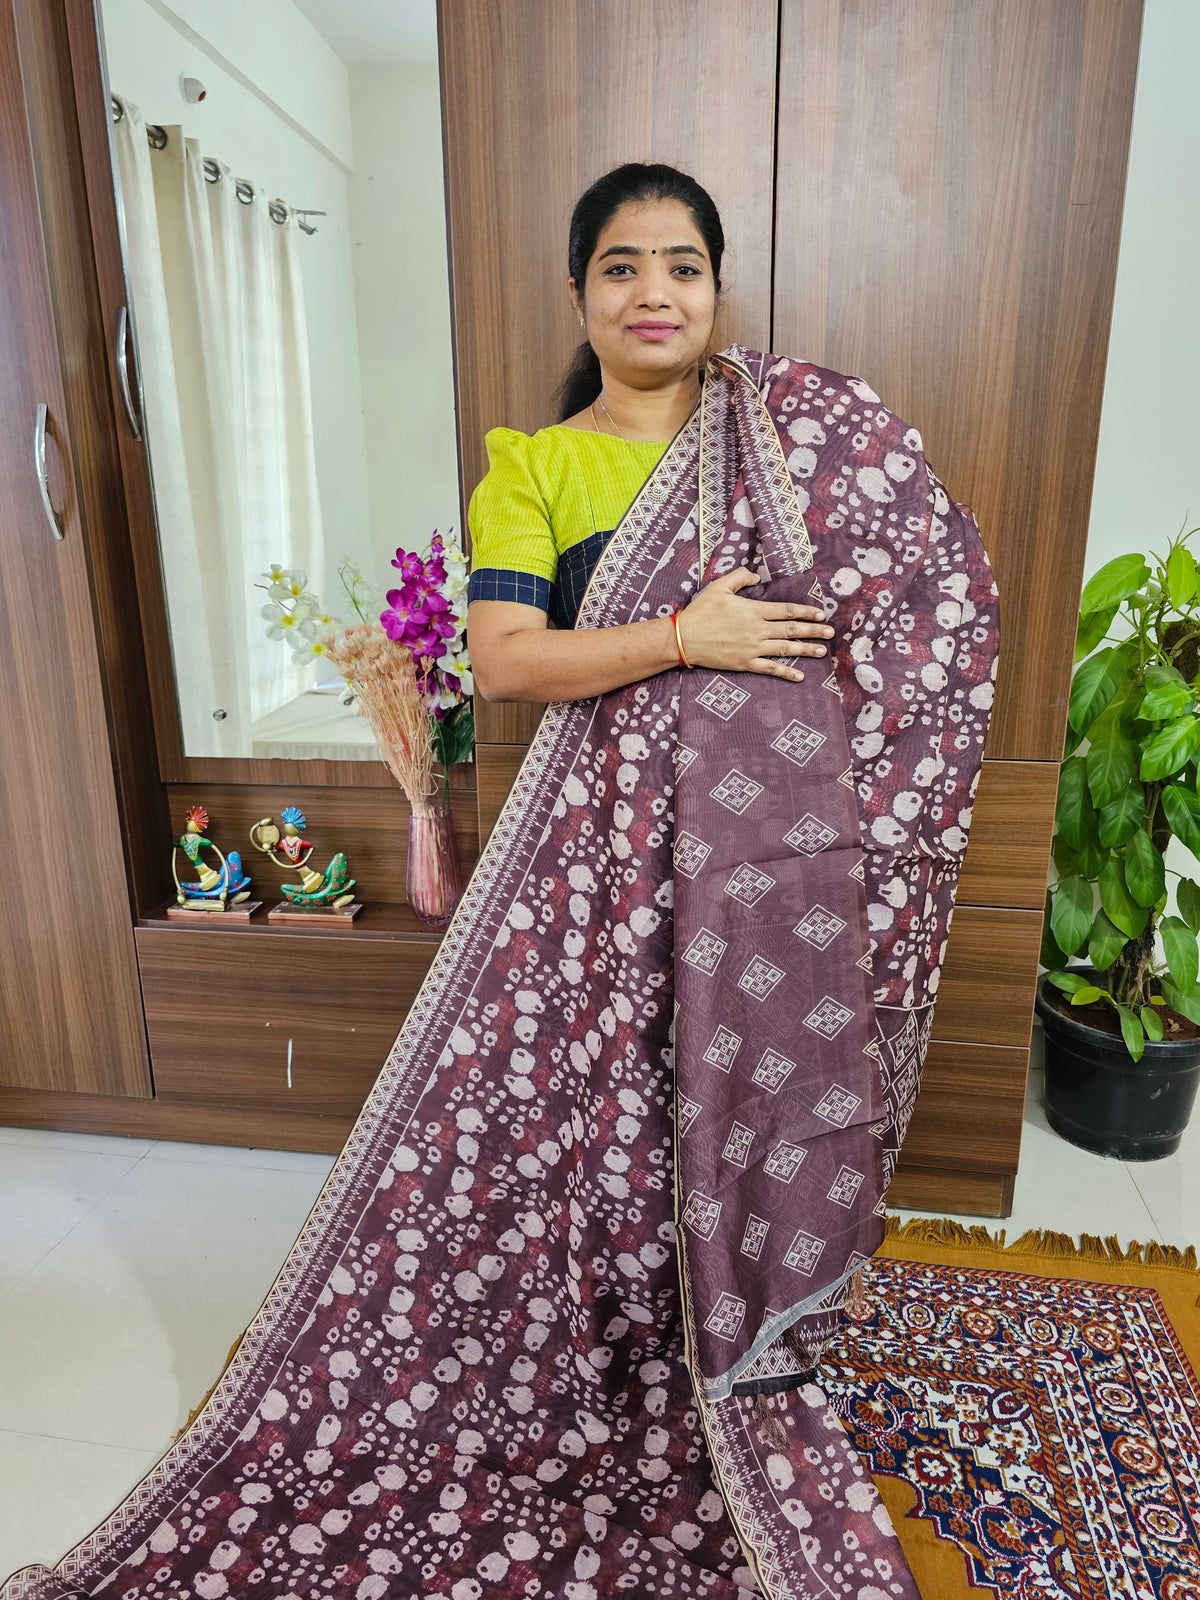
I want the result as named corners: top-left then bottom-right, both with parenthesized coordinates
top-left (821, 1224), bottom-right (1200, 1599)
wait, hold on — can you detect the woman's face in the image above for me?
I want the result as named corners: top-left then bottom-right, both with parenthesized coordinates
top-left (571, 198), bottom-right (716, 390)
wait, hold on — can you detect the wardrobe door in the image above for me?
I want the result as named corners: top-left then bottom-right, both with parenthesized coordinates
top-left (0, 1), bottom-right (150, 1096)
top-left (438, 0), bottom-right (780, 753)
top-left (771, 0), bottom-right (1142, 1212)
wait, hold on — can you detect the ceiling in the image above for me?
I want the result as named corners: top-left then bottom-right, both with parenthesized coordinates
top-left (288, 0), bottom-right (438, 66)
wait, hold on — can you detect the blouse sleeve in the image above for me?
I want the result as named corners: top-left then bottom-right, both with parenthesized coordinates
top-left (467, 428), bottom-right (555, 612)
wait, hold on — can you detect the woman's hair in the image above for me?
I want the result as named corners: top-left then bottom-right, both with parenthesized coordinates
top-left (555, 162), bottom-right (725, 421)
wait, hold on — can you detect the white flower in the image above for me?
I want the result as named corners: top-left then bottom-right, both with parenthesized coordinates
top-left (290, 635), bottom-right (332, 662)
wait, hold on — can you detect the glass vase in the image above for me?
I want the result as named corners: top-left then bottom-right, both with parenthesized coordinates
top-left (406, 802), bottom-right (464, 928)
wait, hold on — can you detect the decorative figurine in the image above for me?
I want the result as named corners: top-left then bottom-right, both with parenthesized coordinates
top-left (249, 806), bottom-right (361, 924)
top-left (167, 806), bottom-right (260, 921)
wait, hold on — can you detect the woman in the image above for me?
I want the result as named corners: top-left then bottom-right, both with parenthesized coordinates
top-left (4, 169), bottom-right (996, 1600)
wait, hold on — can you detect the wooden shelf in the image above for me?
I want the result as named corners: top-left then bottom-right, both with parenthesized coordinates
top-left (138, 898), bottom-right (469, 944)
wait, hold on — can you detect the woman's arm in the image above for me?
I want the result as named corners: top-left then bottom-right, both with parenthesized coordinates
top-left (468, 568), bottom-right (834, 703)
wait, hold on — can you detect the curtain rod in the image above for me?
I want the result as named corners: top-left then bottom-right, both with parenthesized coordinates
top-left (109, 94), bottom-right (325, 234)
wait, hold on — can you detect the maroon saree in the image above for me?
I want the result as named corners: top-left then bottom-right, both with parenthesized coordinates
top-left (3, 348), bottom-right (998, 1600)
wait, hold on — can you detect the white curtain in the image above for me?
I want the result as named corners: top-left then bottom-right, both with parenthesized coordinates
top-left (112, 101), bottom-right (324, 757)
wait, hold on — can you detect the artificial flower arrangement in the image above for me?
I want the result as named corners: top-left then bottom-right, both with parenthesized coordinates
top-left (257, 532), bottom-right (473, 923)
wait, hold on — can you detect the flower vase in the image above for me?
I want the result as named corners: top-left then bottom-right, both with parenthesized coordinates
top-left (406, 802), bottom-right (464, 928)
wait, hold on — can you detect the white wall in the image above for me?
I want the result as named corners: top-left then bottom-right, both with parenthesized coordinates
top-left (347, 65), bottom-right (461, 576)
top-left (1083, 0), bottom-right (1200, 580)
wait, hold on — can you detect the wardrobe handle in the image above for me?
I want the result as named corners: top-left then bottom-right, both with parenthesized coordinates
top-left (33, 403), bottom-right (64, 541)
top-left (115, 304), bottom-right (143, 441)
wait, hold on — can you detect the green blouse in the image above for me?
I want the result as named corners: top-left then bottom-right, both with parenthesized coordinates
top-left (467, 425), bottom-right (667, 628)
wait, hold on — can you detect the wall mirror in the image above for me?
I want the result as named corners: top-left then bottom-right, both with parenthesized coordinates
top-left (95, 0), bottom-right (460, 764)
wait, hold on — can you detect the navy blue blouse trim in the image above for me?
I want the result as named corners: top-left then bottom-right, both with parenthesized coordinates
top-left (468, 530), bottom-right (615, 631)
top-left (467, 569), bottom-right (551, 612)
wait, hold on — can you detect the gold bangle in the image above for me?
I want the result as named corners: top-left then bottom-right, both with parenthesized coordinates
top-left (672, 610), bottom-right (692, 670)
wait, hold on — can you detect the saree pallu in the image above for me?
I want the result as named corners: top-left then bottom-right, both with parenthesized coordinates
top-left (2, 348), bottom-right (998, 1600)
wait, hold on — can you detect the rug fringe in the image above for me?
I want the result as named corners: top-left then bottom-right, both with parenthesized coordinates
top-left (884, 1214), bottom-right (1200, 1302)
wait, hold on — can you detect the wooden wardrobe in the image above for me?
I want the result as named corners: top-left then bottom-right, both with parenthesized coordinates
top-left (0, 0), bottom-right (1141, 1217)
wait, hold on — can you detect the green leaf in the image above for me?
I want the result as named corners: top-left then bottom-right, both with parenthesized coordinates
top-left (1162, 784), bottom-right (1200, 858)
top-left (1046, 969), bottom-right (1094, 995)
top-left (1163, 979), bottom-right (1200, 1025)
top-left (1179, 879), bottom-right (1200, 933)
top-left (1116, 1004), bottom-right (1146, 1062)
top-left (1125, 831), bottom-right (1166, 907)
top-left (1166, 544), bottom-right (1198, 609)
top-left (1161, 915), bottom-right (1199, 993)
top-left (1079, 554), bottom-right (1152, 613)
top-left (1141, 1004), bottom-right (1164, 1042)
top-left (1140, 715), bottom-right (1200, 781)
top-left (1069, 985), bottom-right (1105, 1005)
top-left (1099, 855), bottom-right (1149, 940)
top-left (1086, 725), bottom-right (1136, 808)
top-left (1141, 662), bottom-right (1194, 721)
top-left (1075, 603), bottom-right (1118, 662)
top-left (1051, 876), bottom-right (1093, 955)
top-left (1098, 780), bottom-right (1145, 849)
top-left (1069, 646), bottom-right (1134, 733)
top-left (1055, 757), bottom-right (1100, 852)
top-left (1040, 890), bottom-right (1067, 969)
top-left (1088, 909), bottom-right (1129, 970)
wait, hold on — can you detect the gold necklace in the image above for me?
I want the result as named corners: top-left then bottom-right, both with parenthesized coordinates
top-left (591, 394), bottom-right (629, 441)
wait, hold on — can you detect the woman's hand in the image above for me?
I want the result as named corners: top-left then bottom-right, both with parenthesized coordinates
top-left (677, 568), bottom-right (834, 682)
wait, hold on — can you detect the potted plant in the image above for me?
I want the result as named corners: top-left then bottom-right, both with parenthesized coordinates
top-left (1037, 525), bottom-right (1200, 1159)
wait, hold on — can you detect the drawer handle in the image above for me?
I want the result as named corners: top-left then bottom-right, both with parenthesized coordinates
top-left (116, 305), bottom-right (143, 441)
top-left (33, 403), bottom-right (64, 541)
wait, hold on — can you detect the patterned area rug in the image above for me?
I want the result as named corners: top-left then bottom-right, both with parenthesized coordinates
top-left (822, 1219), bottom-right (1200, 1600)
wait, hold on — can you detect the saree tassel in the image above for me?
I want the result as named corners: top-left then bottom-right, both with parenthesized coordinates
top-left (751, 1391), bottom-right (790, 1451)
top-left (843, 1267), bottom-right (871, 1318)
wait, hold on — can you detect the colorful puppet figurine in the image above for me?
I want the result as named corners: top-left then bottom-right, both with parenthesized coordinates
top-left (249, 806), bottom-right (357, 911)
top-left (172, 806), bottom-right (251, 909)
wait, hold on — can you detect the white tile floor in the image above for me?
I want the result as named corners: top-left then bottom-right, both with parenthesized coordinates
top-left (1, 1023), bottom-right (1196, 1580)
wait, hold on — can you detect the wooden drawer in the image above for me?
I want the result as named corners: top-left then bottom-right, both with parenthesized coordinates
top-left (930, 906), bottom-right (1042, 1047)
top-left (137, 926), bottom-right (437, 1117)
top-left (900, 1039), bottom-right (1028, 1173)
top-left (957, 759), bottom-right (1057, 909)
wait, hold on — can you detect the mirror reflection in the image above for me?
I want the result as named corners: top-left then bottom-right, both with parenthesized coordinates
top-left (98, 0), bottom-right (461, 761)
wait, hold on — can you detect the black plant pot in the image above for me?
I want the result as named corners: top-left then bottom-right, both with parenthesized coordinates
top-left (1035, 971), bottom-right (1200, 1161)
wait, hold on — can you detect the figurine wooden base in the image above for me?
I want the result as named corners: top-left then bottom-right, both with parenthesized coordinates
top-left (266, 900), bottom-right (362, 926)
top-left (167, 899), bottom-right (263, 923)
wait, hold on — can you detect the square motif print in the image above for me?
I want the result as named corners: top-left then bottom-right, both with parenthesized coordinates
top-left (827, 1166), bottom-right (864, 1207)
top-left (763, 1141), bottom-right (807, 1183)
top-left (703, 1292), bottom-right (747, 1341)
top-left (722, 1122), bottom-right (755, 1168)
top-left (710, 770), bottom-right (763, 815)
top-left (677, 1097), bottom-right (702, 1137)
top-left (741, 1215), bottom-right (770, 1261)
top-left (804, 995), bottom-right (855, 1038)
top-left (682, 928), bottom-right (727, 977)
top-left (783, 1228), bottom-right (826, 1276)
top-left (683, 1191), bottom-right (722, 1241)
top-left (703, 1025), bottom-right (742, 1072)
top-left (784, 814), bottom-right (839, 856)
top-left (739, 956), bottom-right (785, 1002)
top-left (771, 720), bottom-right (826, 766)
top-left (752, 1048), bottom-right (797, 1093)
top-left (794, 905), bottom-right (847, 950)
top-left (725, 863), bottom-right (775, 907)
top-left (696, 675), bottom-right (751, 720)
top-left (674, 831), bottom-right (712, 879)
top-left (813, 1084), bottom-right (862, 1127)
